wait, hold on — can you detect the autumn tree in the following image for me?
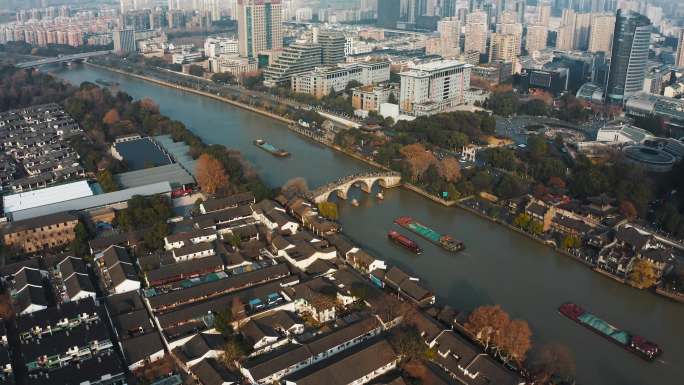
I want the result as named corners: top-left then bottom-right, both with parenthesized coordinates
top-left (221, 337), bottom-right (250, 369)
top-left (399, 143), bottom-right (437, 181)
top-left (196, 153), bottom-right (229, 195)
top-left (628, 259), bottom-right (658, 289)
top-left (465, 304), bottom-right (511, 350)
top-left (500, 319), bottom-right (532, 363)
top-left (437, 157), bottom-right (461, 183)
top-left (619, 200), bottom-right (638, 220)
top-left (140, 97), bottom-right (159, 113)
top-left (528, 344), bottom-right (576, 384)
top-left (231, 297), bottom-right (246, 328)
top-left (102, 108), bottom-right (120, 125)
top-left (465, 305), bottom-right (533, 364)
top-left (281, 177), bottom-right (309, 199)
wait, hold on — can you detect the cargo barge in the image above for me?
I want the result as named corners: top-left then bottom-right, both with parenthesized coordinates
top-left (95, 78), bottom-right (119, 87)
top-left (388, 230), bottom-right (422, 254)
top-left (558, 302), bottom-right (661, 361)
top-left (253, 139), bottom-right (290, 157)
top-left (394, 216), bottom-right (464, 252)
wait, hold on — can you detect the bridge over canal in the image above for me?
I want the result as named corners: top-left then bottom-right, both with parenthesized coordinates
top-left (308, 172), bottom-right (402, 203)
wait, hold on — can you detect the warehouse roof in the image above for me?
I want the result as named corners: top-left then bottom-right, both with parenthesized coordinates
top-left (114, 163), bottom-right (195, 189)
top-left (3, 180), bottom-right (93, 214)
top-left (10, 182), bottom-right (172, 221)
top-left (154, 135), bottom-right (198, 177)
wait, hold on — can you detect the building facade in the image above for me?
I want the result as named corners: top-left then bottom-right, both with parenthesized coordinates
top-left (464, 10), bottom-right (488, 54)
top-left (236, 0), bottom-right (283, 58)
top-left (525, 24), bottom-right (548, 53)
top-left (352, 85), bottom-right (395, 112)
top-left (399, 60), bottom-right (472, 116)
top-left (676, 29), bottom-right (684, 68)
top-left (588, 13), bottom-right (616, 55)
top-left (318, 30), bottom-right (346, 66)
top-left (605, 10), bottom-right (651, 104)
top-left (489, 33), bottom-right (516, 65)
top-left (291, 61), bottom-right (390, 99)
top-left (3, 212), bottom-right (79, 253)
top-left (113, 28), bottom-right (135, 54)
top-left (263, 43), bottom-right (322, 87)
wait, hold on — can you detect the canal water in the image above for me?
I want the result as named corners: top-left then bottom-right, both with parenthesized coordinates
top-left (53, 65), bottom-right (684, 385)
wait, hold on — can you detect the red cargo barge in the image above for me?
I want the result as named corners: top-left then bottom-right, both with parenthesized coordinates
top-left (558, 302), bottom-right (661, 361)
top-left (388, 231), bottom-right (422, 254)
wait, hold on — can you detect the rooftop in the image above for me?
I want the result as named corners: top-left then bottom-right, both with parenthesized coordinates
top-left (10, 182), bottom-right (172, 221)
top-left (2, 180), bottom-right (93, 214)
top-left (114, 163), bottom-right (195, 189)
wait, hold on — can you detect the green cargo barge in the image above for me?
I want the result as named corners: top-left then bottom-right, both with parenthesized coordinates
top-left (394, 216), bottom-right (464, 252)
top-left (254, 139), bottom-right (290, 157)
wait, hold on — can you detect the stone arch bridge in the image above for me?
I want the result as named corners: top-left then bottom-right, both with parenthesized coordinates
top-left (309, 172), bottom-right (402, 203)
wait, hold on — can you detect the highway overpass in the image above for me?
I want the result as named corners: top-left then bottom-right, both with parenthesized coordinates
top-left (15, 50), bottom-right (112, 69)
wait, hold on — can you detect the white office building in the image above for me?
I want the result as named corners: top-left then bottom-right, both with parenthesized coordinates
top-left (204, 36), bottom-right (238, 58)
top-left (291, 61), bottom-right (390, 98)
top-left (399, 60), bottom-right (472, 116)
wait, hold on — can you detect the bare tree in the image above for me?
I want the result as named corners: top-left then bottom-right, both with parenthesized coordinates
top-left (281, 177), bottom-right (309, 199)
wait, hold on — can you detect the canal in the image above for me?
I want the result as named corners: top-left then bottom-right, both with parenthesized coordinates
top-left (53, 65), bottom-right (684, 385)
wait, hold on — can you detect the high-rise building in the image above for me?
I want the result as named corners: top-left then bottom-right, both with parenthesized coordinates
top-left (236, 0), bottom-right (282, 59)
top-left (496, 11), bottom-right (522, 55)
top-left (556, 9), bottom-right (576, 51)
top-left (537, 1), bottom-right (551, 26)
top-left (441, 0), bottom-right (458, 17)
top-left (525, 24), bottom-right (548, 53)
top-left (489, 33), bottom-right (517, 64)
top-left (399, 60), bottom-right (472, 116)
top-left (437, 17), bottom-right (460, 58)
top-left (318, 31), bottom-right (346, 66)
top-left (263, 43), bottom-right (322, 87)
top-left (588, 13), bottom-right (615, 54)
top-left (464, 10), bottom-right (488, 54)
top-left (113, 28), bottom-right (135, 54)
top-left (676, 29), bottom-right (684, 68)
top-left (378, 0), bottom-right (400, 28)
top-left (572, 12), bottom-right (592, 51)
top-left (605, 10), bottom-right (651, 104)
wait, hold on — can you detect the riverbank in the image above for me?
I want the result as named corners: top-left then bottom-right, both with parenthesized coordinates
top-left (87, 62), bottom-right (461, 209)
top-left (83, 61), bottom-right (683, 306)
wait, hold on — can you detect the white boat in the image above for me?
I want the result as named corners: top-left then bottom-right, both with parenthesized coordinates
top-left (376, 192), bottom-right (384, 200)
top-left (351, 199), bottom-right (360, 207)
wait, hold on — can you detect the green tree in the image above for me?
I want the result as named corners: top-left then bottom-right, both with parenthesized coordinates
top-left (188, 64), bottom-right (205, 77)
top-left (96, 170), bottom-right (118, 192)
top-left (562, 235), bottom-right (581, 250)
top-left (70, 222), bottom-right (90, 258)
top-left (513, 213), bottom-right (531, 229)
top-left (486, 91), bottom-right (519, 117)
top-left (211, 72), bottom-right (236, 84)
top-left (389, 326), bottom-right (433, 361)
top-left (317, 202), bottom-right (339, 220)
top-left (526, 134), bottom-right (548, 160)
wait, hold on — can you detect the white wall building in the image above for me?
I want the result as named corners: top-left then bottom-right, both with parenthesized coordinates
top-left (291, 61), bottom-right (390, 99)
top-left (399, 60), bottom-right (472, 116)
top-left (204, 36), bottom-right (238, 58)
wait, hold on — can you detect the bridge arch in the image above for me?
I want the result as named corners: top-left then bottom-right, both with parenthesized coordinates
top-left (310, 172), bottom-right (402, 203)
